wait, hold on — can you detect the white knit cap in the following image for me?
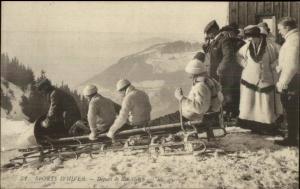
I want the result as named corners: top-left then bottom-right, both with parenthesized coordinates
top-left (116, 79), bottom-right (131, 91)
top-left (185, 59), bottom-right (206, 75)
top-left (83, 84), bottom-right (98, 96)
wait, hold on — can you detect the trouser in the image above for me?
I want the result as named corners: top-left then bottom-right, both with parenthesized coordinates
top-left (281, 75), bottom-right (299, 141)
top-left (220, 74), bottom-right (241, 119)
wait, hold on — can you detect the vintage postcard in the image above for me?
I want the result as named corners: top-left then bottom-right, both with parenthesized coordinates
top-left (1, 1), bottom-right (299, 188)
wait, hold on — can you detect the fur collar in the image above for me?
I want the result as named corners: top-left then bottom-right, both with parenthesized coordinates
top-left (248, 37), bottom-right (267, 62)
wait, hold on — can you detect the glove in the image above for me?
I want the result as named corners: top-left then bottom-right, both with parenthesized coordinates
top-left (276, 82), bottom-right (288, 93)
top-left (41, 120), bottom-right (49, 128)
top-left (106, 131), bottom-right (114, 139)
top-left (275, 65), bottom-right (282, 73)
top-left (88, 132), bottom-right (97, 141)
top-left (217, 64), bottom-right (226, 76)
top-left (174, 88), bottom-right (184, 101)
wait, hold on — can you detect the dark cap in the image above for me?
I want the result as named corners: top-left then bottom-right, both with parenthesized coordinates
top-left (204, 20), bottom-right (219, 34)
top-left (35, 78), bottom-right (51, 90)
top-left (220, 25), bottom-right (235, 32)
top-left (193, 52), bottom-right (205, 62)
top-left (227, 22), bottom-right (240, 35)
top-left (244, 25), bottom-right (261, 38)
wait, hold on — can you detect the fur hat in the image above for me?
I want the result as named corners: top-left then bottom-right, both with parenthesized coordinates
top-left (259, 27), bottom-right (269, 36)
top-left (244, 25), bottom-right (261, 38)
top-left (220, 23), bottom-right (239, 35)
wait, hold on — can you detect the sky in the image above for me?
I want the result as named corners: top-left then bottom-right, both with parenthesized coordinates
top-left (1, 2), bottom-right (228, 88)
top-left (2, 1), bottom-right (228, 34)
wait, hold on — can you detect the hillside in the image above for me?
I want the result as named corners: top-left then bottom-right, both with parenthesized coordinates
top-left (81, 41), bottom-right (204, 118)
top-left (1, 78), bottom-right (28, 120)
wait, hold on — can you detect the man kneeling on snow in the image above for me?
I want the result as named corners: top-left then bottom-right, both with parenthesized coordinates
top-left (35, 78), bottom-right (81, 139)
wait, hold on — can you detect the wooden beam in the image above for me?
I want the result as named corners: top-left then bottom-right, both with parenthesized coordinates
top-left (53, 120), bottom-right (203, 142)
top-left (288, 2), bottom-right (291, 17)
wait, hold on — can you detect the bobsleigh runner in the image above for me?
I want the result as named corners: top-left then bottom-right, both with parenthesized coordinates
top-left (2, 112), bottom-right (228, 170)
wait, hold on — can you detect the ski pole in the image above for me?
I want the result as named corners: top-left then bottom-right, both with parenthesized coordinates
top-left (178, 88), bottom-right (186, 133)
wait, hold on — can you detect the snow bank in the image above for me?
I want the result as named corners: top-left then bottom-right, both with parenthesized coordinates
top-left (1, 117), bottom-right (36, 163)
top-left (1, 118), bottom-right (31, 137)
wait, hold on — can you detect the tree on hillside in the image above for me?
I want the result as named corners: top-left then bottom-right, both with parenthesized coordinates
top-left (1, 53), bottom-right (89, 122)
top-left (1, 53), bottom-right (34, 91)
top-left (58, 82), bottom-right (89, 119)
top-left (0, 87), bottom-right (13, 114)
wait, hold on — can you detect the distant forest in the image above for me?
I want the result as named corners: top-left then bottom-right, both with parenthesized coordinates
top-left (1, 53), bottom-right (89, 122)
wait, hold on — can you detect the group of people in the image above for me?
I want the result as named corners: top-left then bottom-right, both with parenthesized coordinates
top-left (201, 17), bottom-right (299, 146)
top-left (35, 16), bottom-right (299, 147)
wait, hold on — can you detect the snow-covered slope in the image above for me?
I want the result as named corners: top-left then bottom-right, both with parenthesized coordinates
top-left (1, 127), bottom-right (298, 189)
top-left (1, 117), bottom-right (36, 166)
top-left (1, 78), bottom-right (28, 120)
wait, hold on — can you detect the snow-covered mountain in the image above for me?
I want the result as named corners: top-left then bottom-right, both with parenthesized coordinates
top-left (81, 41), bottom-right (204, 118)
top-left (2, 31), bottom-right (173, 88)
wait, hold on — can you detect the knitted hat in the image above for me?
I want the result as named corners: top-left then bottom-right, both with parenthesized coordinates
top-left (83, 84), bottom-right (98, 96)
top-left (185, 58), bottom-right (206, 75)
top-left (116, 79), bottom-right (131, 91)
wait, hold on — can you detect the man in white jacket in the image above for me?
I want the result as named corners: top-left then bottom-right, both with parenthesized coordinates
top-left (175, 52), bottom-right (223, 122)
top-left (275, 17), bottom-right (299, 146)
top-left (107, 79), bottom-right (152, 139)
top-left (83, 85), bottom-right (118, 140)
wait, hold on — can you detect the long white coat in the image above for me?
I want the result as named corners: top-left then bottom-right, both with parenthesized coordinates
top-left (237, 40), bottom-right (280, 88)
top-left (237, 39), bottom-right (283, 124)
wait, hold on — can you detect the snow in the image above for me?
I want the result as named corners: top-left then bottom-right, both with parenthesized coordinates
top-left (1, 118), bottom-right (36, 166)
top-left (1, 78), bottom-right (28, 120)
top-left (132, 80), bottom-right (166, 91)
top-left (147, 51), bottom-right (197, 73)
top-left (0, 118), bottom-right (31, 137)
top-left (1, 124), bottom-right (298, 188)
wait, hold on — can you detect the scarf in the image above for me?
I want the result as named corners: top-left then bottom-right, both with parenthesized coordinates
top-left (248, 37), bottom-right (267, 62)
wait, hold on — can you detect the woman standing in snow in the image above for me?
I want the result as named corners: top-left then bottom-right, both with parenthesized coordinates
top-left (236, 25), bottom-right (283, 134)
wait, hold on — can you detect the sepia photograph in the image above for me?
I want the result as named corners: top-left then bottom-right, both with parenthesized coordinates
top-left (1, 1), bottom-right (299, 188)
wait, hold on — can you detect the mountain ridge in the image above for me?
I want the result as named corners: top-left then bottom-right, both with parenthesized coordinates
top-left (80, 40), bottom-right (203, 118)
